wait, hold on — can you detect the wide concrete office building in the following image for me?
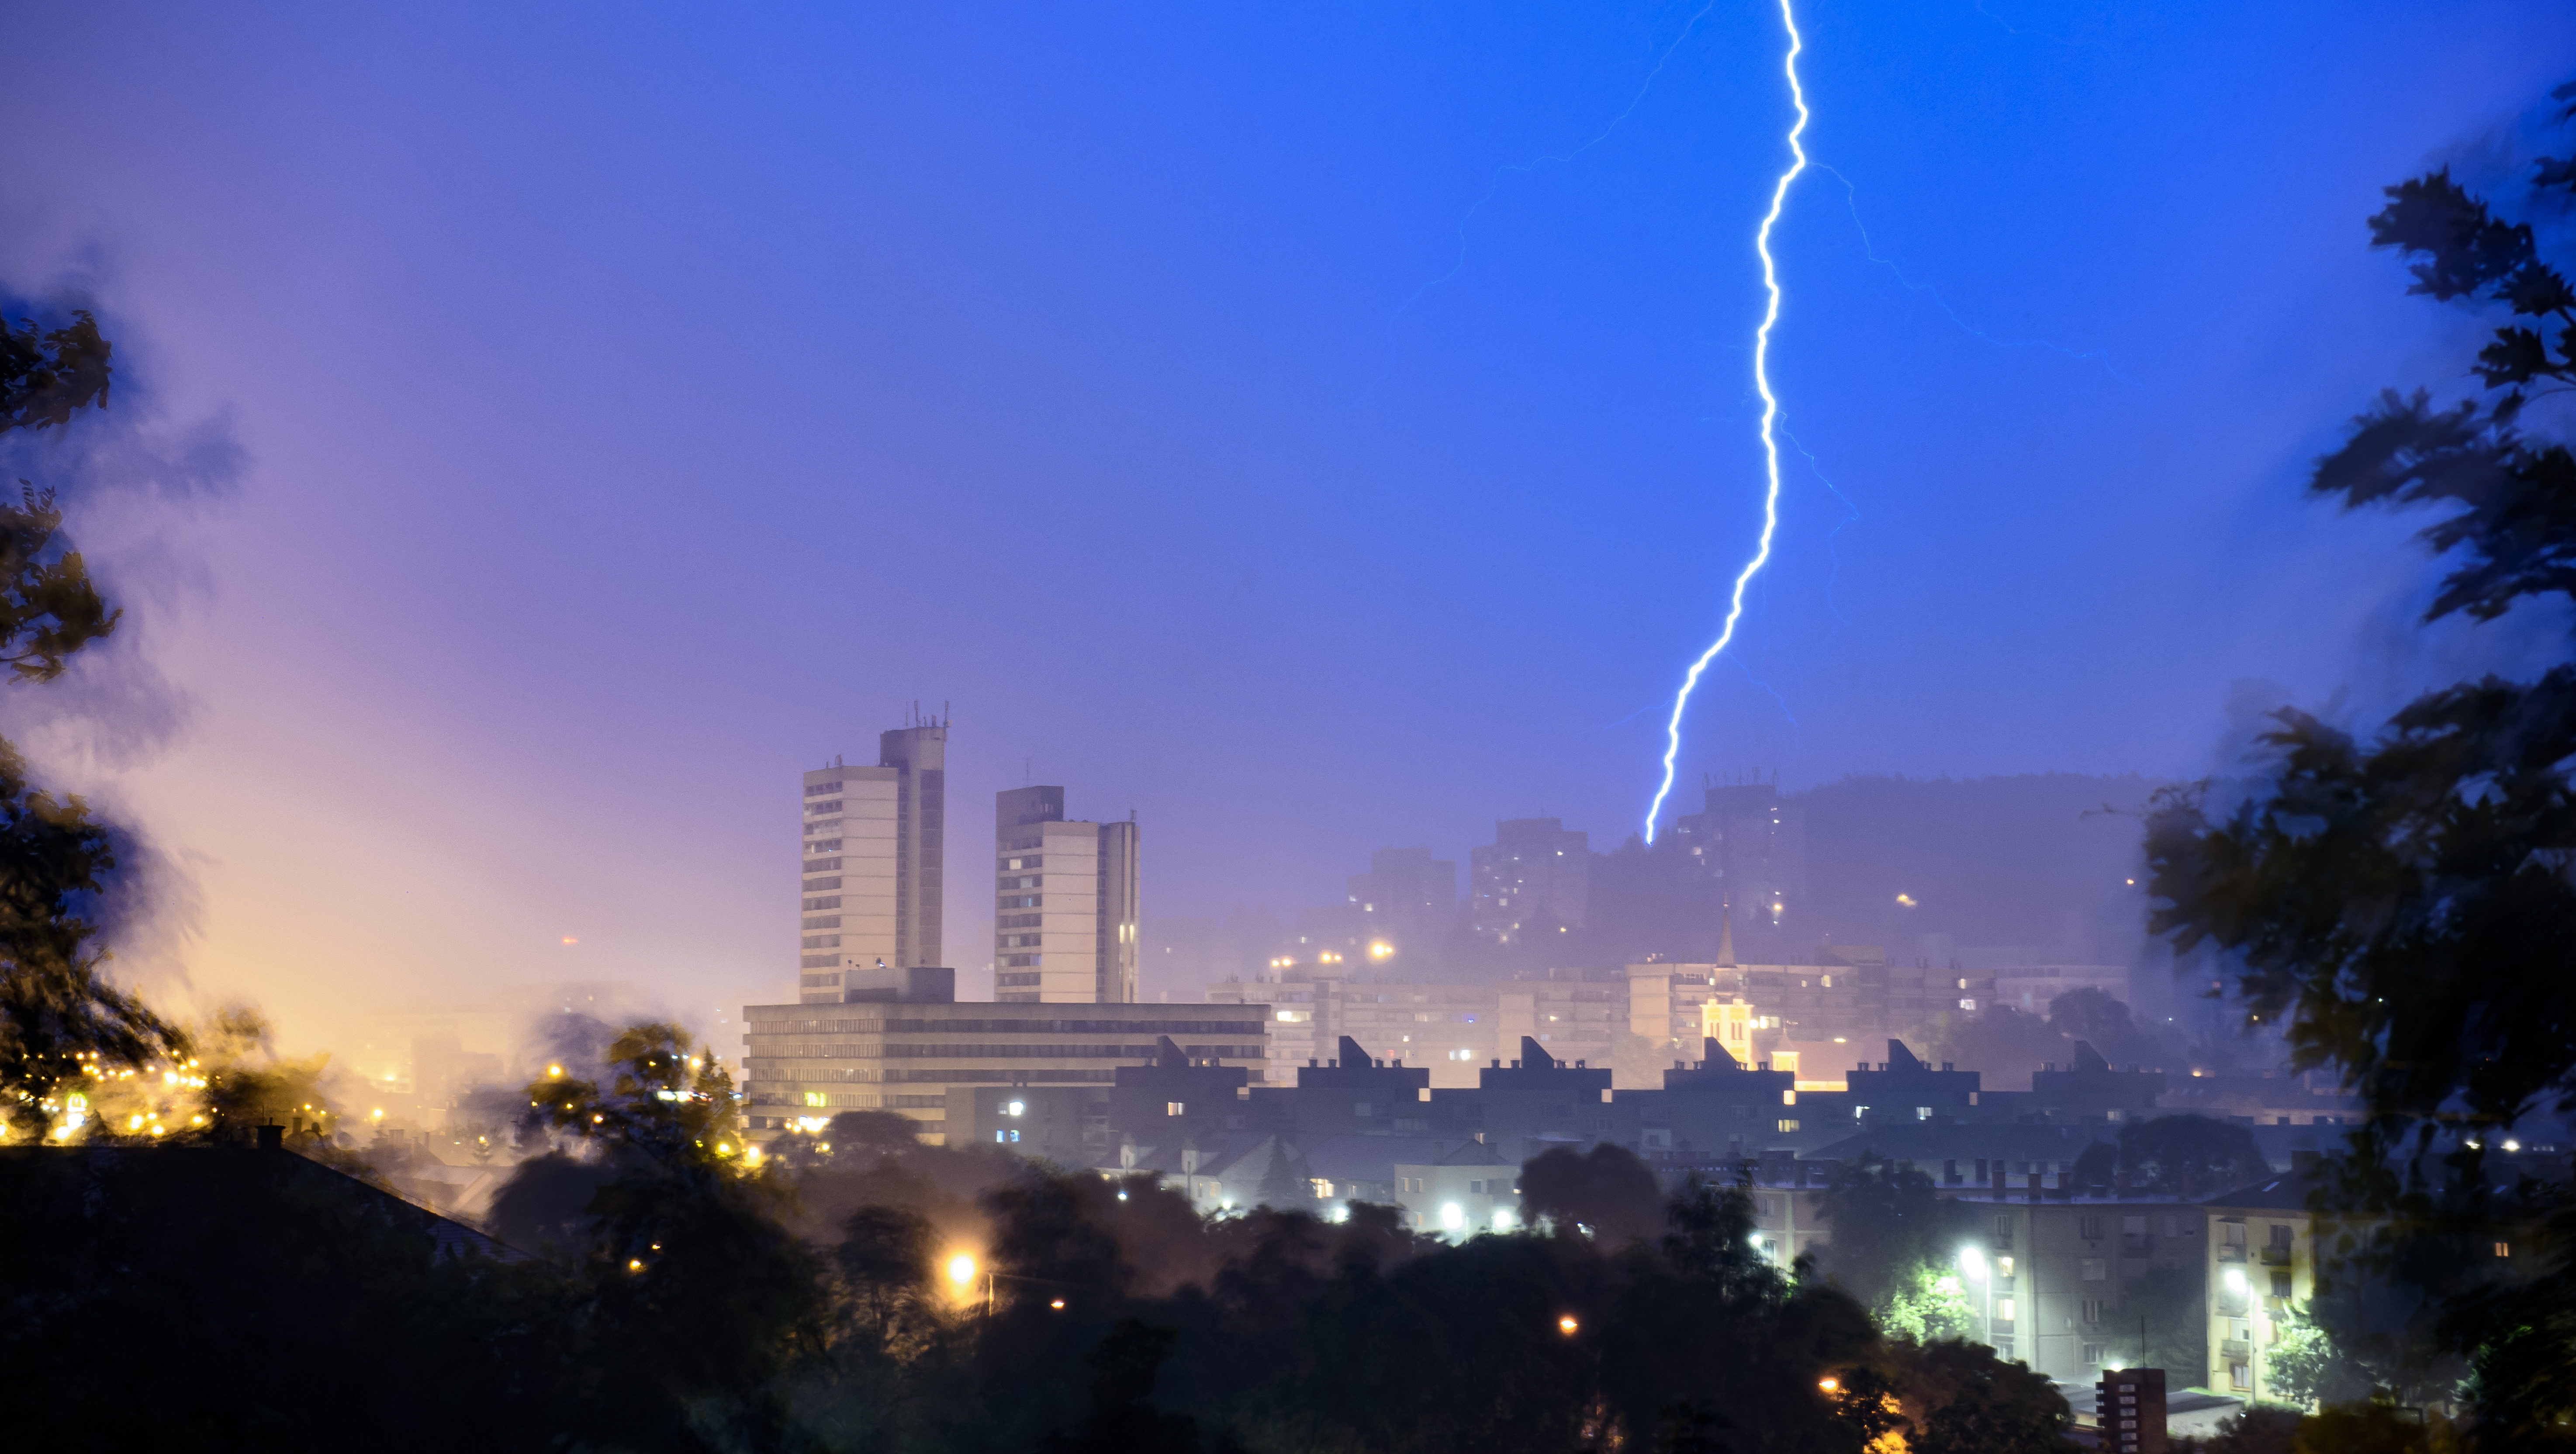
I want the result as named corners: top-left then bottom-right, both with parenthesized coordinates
top-left (994, 785), bottom-right (1140, 1004)
top-left (740, 970), bottom-right (1263, 1142)
top-left (798, 717), bottom-right (947, 1004)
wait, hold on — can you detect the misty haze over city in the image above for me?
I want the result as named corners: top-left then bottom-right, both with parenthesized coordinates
top-left (5, 4), bottom-right (2574, 1451)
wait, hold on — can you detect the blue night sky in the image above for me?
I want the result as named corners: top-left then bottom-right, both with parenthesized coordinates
top-left (4, 2), bottom-right (2571, 1042)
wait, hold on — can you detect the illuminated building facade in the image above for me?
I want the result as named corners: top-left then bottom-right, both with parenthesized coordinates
top-left (1949, 1193), bottom-right (2209, 1386)
top-left (1664, 777), bottom-right (1801, 931)
top-left (2201, 1173), bottom-right (2324, 1404)
top-left (1497, 968), bottom-right (1622, 1071)
top-left (740, 988), bottom-right (1265, 1143)
top-left (992, 785), bottom-right (1141, 1004)
top-left (797, 716), bottom-right (947, 1005)
top-left (1468, 818), bottom-right (1589, 943)
top-left (1207, 962), bottom-right (1500, 1089)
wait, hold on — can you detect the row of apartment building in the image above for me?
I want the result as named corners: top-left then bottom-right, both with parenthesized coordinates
top-left (1207, 948), bottom-right (2140, 1094)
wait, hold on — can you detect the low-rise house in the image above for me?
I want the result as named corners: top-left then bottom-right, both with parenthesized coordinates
top-left (1112, 1131), bottom-right (1310, 1216)
top-left (1392, 1139), bottom-right (1518, 1239)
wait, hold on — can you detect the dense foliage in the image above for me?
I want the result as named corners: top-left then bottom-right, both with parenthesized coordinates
top-left (0, 300), bottom-right (180, 1140)
top-left (2144, 80), bottom-right (2576, 1446)
top-left (1815, 1150), bottom-right (1975, 1313)
top-left (0, 1029), bottom-right (2082, 1453)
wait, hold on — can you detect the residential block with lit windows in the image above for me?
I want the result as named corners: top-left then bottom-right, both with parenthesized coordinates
top-left (2202, 1171), bottom-right (2324, 1402)
top-left (1948, 1193), bottom-right (2209, 1387)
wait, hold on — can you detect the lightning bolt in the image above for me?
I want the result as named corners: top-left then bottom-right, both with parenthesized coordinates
top-left (1641, 0), bottom-right (1808, 845)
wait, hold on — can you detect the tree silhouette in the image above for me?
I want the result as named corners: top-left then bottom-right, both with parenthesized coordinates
top-left (1520, 1141), bottom-right (1666, 1246)
top-left (0, 300), bottom-right (179, 1139)
top-left (2116, 1115), bottom-right (2267, 1199)
top-left (2144, 78), bottom-right (2576, 1442)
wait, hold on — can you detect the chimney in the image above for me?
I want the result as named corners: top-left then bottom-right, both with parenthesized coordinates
top-left (256, 1123), bottom-right (284, 1152)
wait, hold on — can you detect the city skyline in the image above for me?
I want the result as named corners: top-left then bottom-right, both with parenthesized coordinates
top-left (4, 2), bottom-right (2568, 1057)
top-left (6, 7), bottom-right (2570, 1442)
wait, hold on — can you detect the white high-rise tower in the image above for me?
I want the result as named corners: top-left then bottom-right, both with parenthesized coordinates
top-left (993, 785), bottom-right (1139, 1004)
top-left (799, 711), bottom-right (947, 1004)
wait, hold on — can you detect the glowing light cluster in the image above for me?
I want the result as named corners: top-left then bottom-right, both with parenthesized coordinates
top-left (1642, 0), bottom-right (1809, 844)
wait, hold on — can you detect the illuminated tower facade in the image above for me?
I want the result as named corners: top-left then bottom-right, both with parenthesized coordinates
top-left (1469, 818), bottom-right (1590, 945)
top-left (1669, 777), bottom-right (1801, 932)
top-left (798, 712), bottom-right (948, 1005)
top-left (995, 785), bottom-right (1141, 1004)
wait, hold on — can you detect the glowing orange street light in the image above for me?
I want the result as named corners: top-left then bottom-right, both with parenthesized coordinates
top-left (1818, 1377), bottom-right (1840, 1394)
top-left (1557, 1315), bottom-right (1579, 1337)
